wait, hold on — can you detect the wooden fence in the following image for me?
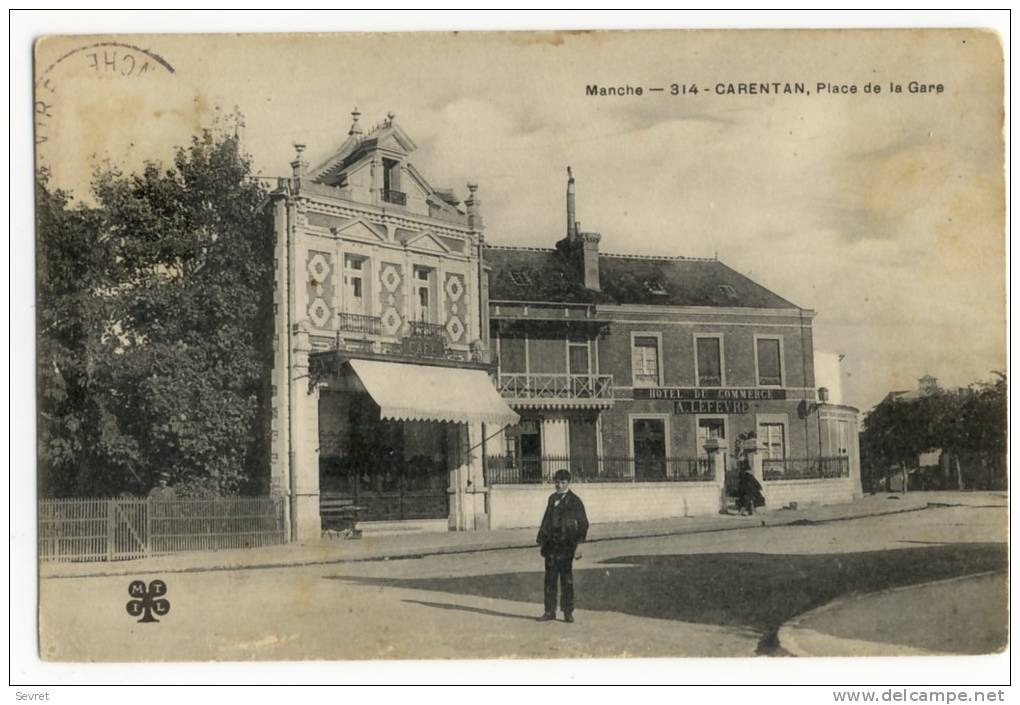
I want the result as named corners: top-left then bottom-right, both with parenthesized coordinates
top-left (38, 496), bottom-right (286, 563)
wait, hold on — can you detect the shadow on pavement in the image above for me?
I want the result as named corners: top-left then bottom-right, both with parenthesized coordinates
top-left (402, 599), bottom-right (540, 622)
top-left (329, 543), bottom-right (1007, 643)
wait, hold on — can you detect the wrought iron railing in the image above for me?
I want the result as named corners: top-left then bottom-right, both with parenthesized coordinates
top-left (405, 320), bottom-right (446, 338)
top-left (485, 455), bottom-right (714, 484)
top-left (762, 456), bottom-right (850, 481)
top-left (38, 497), bottom-right (286, 563)
top-left (381, 189), bottom-right (407, 205)
top-left (496, 373), bottom-right (614, 400)
top-left (337, 312), bottom-right (382, 335)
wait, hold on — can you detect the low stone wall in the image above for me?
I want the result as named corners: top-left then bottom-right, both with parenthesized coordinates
top-left (762, 478), bottom-right (857, 509)
top-left (488, 482), bottom-right (722, 530)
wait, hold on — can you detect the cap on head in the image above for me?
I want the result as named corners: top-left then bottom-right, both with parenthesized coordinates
top-left (158, 472), bottom-right (171, 480)
top-left (553, 469), bottom-right (571, 482)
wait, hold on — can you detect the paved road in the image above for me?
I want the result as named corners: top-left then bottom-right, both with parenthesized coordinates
top-left (40, 502), bottom-right (1007, 661)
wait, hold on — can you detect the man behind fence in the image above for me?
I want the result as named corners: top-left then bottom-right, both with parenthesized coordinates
top-left (148, 472), bottom-right (176, 500)
top-left (536, 469), bottom-right (589, 623)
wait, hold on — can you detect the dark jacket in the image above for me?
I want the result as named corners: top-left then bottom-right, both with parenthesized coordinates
top-left (537, 490), bottom-right (589, 554)
top-left (738, 470), bottom-right (765, 507)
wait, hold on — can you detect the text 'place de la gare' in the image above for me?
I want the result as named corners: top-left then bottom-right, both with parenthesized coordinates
top-left (267, 110), bottom-right (861, 540)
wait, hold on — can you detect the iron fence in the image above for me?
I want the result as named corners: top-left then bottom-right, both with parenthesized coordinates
top-left (38, 496), bottom-right (286, 563)
top-left (762, 456), bottom-right (850, 481)
top-left (485, 455), bottom-right (714, 484)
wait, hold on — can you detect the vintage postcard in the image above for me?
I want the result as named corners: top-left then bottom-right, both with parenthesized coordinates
top-left (31, 27), bottom-right (1007, 670)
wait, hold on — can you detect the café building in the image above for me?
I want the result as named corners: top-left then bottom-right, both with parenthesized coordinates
top-left (266, 111), bottom-right (517, 540)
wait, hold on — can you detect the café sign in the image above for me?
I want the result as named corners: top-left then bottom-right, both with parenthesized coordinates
top-left (401, 335), bottom-right (446, 358)
top-left (632, 387), bottom-right (787, 415)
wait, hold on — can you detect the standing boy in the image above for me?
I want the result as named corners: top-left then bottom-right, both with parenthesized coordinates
top-left (536, 469), bottom-right (589, 623)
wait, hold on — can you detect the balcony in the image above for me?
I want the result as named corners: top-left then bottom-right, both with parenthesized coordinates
top-left (497, 373), bottom-right (614, 408)
top-left (337, 312), bottom-right (382, 336)
top-left (381, 189), bottom-right (406, 206)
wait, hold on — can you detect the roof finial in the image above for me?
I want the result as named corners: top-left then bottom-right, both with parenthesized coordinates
top-left (349, 107), bottom-right (363, 136)
top-left (386, 110), bottom-right (396, 125)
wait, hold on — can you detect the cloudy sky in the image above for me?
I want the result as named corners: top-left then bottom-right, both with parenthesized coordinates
top-left (35, 29), bottom-right (1005, 412)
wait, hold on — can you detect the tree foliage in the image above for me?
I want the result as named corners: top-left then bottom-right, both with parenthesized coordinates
top-left (37, 120), bottom-right (274, 497)
top-left (861, 373), bottom-right (1007, 491)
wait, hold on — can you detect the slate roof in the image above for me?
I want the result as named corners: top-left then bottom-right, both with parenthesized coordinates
top-left (484, 245), bottom-right (801, 309)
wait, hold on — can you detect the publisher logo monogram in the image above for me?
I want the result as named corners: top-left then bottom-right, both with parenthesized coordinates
top-left (126, 579), bottom-right (170, 623)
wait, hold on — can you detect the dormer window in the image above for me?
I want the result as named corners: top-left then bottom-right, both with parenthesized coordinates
top-left (644, 280), bottom-right (668, 296)
top-left (718, 284), bottom-right (738, 301)
top-left (508, 270), bottom-right (531, 287)
top-left (381, 158), bottom-right (405, 205)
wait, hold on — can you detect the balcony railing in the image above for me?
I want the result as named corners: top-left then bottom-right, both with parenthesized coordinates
top-left (337, 312), bottom-right (382, 335)
top-left (763, 456), bottom-right (850, 481)
top-left (381, 189), bottom-right (407, 206)
top-left (497, 373), bottom-right (614, 401)
top-left (485, 455), bottom-right (713, 485)
top-left (405, 320), bottom-right (446, 338)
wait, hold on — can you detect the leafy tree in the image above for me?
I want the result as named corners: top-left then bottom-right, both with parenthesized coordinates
top-left (37, 118), bottom-right (274, 497)
top-left (861, 372), bottom-right (1008, 492)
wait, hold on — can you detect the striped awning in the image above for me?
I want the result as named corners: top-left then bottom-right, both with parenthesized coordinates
top-left (347, 359), bottom-right (519, 426)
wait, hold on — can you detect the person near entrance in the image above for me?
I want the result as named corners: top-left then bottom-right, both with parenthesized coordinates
top-left (536, 469), bottom-right (589, 623)
top-left (737, 465), bottom-right (765, 516)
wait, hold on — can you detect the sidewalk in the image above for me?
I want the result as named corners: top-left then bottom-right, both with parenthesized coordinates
top-left (778, 571), bottom-right (1008, 656)
top-left (40, 491), bottom-right (997, 580)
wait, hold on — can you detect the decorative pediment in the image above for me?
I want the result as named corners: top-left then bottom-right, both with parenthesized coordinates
top-left (404, 231), bottom-right (450, 254)
top-left (334, 218), bottom-right (387, 243)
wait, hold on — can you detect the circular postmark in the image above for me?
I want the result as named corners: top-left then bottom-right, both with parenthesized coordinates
top-left (34, 39), bottom-right (177, 179)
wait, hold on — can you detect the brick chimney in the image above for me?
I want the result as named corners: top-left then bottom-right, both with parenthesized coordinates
top-left (579, 231), bottom-right (601, 291)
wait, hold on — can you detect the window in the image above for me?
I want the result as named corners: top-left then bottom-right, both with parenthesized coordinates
top-left (632, 416), bottom-right (668, 480)
top-left (644, 280), bottom-right (668, 296)
top-left (499, 333), bottom-right (526, 374)
top-left (756, 337), bottom-right (783, 387)
top-left (697, 417), bottom-right (727, 454)
top-left (718, 284), bottom-right (738, 301)
top-left (343, 255), bottom-right (367, 314)
top-left (758, 422), bottom-right (786, 460)
top-left (414, 267), bottom-right (432, 322)
top-left (508, 270), bottom-right (531, 287)
top-left (568, 337), bottom-right (590, 375)
top-left (632, 335), bottom-right (661, 387)
top-left (695, 335), bottom-right (723, 387)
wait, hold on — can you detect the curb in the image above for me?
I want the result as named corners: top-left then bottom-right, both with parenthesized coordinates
top-left (776, 571), bottom-right (1000, 657)
top-left (40, 500), bottom-right (950, 580)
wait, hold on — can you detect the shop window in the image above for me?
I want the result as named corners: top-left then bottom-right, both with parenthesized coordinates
top-left (756, 337), bottom-right (783, 387)
top-left (695, 335), bottom-right (723, 387)
top-left (632, 335), bottom-right (660, 387)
